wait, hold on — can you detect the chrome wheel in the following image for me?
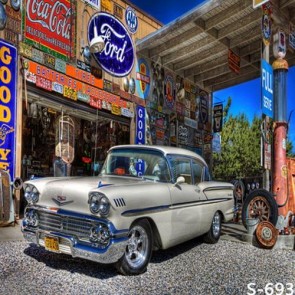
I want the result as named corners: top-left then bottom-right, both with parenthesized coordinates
top-left (125, 225), bottom-right (149, 268)
top-left (212, 212), bottom-right (221, 238)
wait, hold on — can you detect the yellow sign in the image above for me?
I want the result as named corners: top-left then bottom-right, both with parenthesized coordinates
top-left (102, 0), bottom-right (112, 12)
top-left (253, 0), bottom-right (269, 9)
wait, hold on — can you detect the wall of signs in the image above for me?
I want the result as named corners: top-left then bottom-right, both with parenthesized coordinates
top-left (143, 59), bottom-right (212, 156)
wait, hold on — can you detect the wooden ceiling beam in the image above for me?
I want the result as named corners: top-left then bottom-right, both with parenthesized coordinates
top-left (203, 63), bottom-right (260, 88)
top-left (205, 0), bottom-right (250, 30)
top-left (148, 26), bottom-right (203, 58)
top-left (136, 0), bottom-right (221, 51)
top-left (210, 70), bottom-right (261, 91)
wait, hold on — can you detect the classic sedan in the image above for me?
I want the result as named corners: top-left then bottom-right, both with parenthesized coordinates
top-left (22, 145), bottom-right (234, 275)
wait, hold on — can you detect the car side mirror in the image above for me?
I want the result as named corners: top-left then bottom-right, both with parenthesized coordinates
top-left (175, 176), bottom-right (185, 185)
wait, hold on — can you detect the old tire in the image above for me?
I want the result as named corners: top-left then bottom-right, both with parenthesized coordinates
top-left (242, 189), bottom-right (278, 229)
top-left (203, 211), bottom-right (221, 244)
top-left (116, 219), bottom-right (153, 275)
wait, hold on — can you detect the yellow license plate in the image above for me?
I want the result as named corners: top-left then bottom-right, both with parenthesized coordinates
top-left (44, 236), bottom-right (59, 252)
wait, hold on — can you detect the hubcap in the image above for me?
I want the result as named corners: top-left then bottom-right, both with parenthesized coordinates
top-left (212, 213), bottom-right (221, 237)
top-left (125, 225), bottom-right (148, 268)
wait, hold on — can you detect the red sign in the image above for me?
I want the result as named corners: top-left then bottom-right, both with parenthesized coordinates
top-left (36, 76), bottom-right (52, 91)
top-left (24, 0), bottom-right (76, 60)
top-left (228, 49), bottom-right (240, 74)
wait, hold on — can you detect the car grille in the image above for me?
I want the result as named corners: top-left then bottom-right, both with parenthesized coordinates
top-left (37, 211), bottom-right (92, 240)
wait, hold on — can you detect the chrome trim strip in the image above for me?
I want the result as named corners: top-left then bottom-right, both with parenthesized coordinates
top-left (203, 186), bottom-right (233, 191)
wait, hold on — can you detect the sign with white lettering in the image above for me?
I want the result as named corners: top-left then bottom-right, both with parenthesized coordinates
top-left (261, 59), bottom-right (273, 118)
top-left (136, 106), bottom-right (145, 144)
top-left (84, 0), bottom-right (100, 10)
top-left (23, 0), bottom-right (76, 60)
top-left (253, 0), bottom-right (269, 9)
top-left (125, 6), bottom-right (138, 34)
top-left (87, 12), bottom-right (135, 77)
top-left (0, 39), bottom-right (17, 180)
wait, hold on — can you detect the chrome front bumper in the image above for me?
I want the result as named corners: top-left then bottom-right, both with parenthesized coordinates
top-left (22, 229), bottom-right (128, 264)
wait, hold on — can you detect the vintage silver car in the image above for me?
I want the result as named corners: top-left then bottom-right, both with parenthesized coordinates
top-left (22, 145), bottom-right (234, 275)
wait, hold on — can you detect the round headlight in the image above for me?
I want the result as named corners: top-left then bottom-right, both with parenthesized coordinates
top-left (89, 193), bottom-right (110, 217)
top-left (89, 224), bottom-right (110, 246)
top-left (24, 209), bottom-right (39, 227)
top-left (24, 185), bottom-right (39, 204)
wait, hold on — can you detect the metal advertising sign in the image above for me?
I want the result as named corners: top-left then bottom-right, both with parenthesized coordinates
top-left (136, 105), bottom-right (145, 144)
top-left (289, 23), bottom-right (295, 50)
top-left (136, 58), bottom-right (150, 99)
top-left (164, 73), bottom-right (175, 110)
top-left (23, 0), bottom-right (76, 60)
top-left (84, 0), bottom-right (100, 10)
top-left (261, 3), bottom-right (272, 46)
top-left (261, 59), bottom-right (273, 118)
top-left (125, 6), bottom-right (138, 34)
top-left (87, 12), bottom-right (135, 77)
top-left (0, 39), bottom-right (17, 180)
top-left (253, 0), bottom-right (269, 9)
top-left (213, 104), bottom-right (223, 132)
top-left (228, 49), bottom-right (240, 74)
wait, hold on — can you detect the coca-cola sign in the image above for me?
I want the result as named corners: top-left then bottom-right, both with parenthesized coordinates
top-left (88, 12), bottom-right (135, 77)
top-left (24, 0), bottom-right (76, 60)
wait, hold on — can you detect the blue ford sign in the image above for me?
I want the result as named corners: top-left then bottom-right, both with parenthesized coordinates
top-left (261, 59), bottom-right (273, 118)
top-left (88, 12), bottom-right (135, 77)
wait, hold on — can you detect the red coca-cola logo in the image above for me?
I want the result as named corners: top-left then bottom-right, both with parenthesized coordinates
top-left (24, 0), bottom-right (75, 59)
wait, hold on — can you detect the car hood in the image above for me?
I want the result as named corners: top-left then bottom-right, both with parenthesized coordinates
top-left (25, 175), bottom-right (148, 211)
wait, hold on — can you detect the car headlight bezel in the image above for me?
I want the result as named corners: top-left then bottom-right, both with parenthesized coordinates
top-left (24, 184), bottom-right (40, 204)
top-left (88, 192), bottom-right (110, 217)
top-left (24, 209), bottom-right (39, 227)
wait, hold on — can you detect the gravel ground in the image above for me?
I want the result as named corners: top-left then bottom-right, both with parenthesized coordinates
top-left (0, 238), bottom-right (294, 295)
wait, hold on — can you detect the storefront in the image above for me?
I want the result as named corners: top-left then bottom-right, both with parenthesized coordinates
top-left (22, 85), bottom-right (131, 179)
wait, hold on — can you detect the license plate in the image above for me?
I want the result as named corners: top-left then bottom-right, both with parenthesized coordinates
top-left (44, 236), bottom-right (59, 252)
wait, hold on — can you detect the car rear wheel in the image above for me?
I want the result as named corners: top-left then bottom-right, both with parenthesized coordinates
top-left (116, 219), bottom-right (153, 275)
top-left (203, 211), bottom-right (221, 244)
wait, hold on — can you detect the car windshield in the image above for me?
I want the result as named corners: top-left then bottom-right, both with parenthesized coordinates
top-left (100, 148), bottom-right (171, 182)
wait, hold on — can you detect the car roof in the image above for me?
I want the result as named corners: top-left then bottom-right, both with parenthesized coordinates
top-left (109, 144), bottom-right (207, 166)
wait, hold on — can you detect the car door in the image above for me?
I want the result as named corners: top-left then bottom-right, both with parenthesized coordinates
top-left (167, 155), bottom-right (207, 243)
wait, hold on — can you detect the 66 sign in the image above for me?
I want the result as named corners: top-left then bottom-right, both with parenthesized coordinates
top-left (136, 105), bottom-right (145, 144)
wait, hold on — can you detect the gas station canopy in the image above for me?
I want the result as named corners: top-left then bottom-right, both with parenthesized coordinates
top-left (136, 0), bottom-right (295, 92)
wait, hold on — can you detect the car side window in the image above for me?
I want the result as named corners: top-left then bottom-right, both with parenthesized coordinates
top-left (169, 157), bottom-right (192, 184)
top-left (192, 160), bottom-right (203, 184)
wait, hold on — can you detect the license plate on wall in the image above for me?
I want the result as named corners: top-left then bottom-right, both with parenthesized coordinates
top-left (44, 236), bottom-right (59, 252)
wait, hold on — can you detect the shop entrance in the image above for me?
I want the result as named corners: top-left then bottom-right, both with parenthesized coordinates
top-left (22, 97), bottom-right (130, 180)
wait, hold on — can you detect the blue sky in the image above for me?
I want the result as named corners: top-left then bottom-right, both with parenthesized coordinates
top-left (129, 0), bottom-right (295, 152)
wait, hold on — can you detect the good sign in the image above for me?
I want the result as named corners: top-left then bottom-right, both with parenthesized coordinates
top-left (0, 39), bottom-right (17, 180)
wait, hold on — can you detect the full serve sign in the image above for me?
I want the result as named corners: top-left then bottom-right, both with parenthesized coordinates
top-left (0, 39), bottom-right (17, 180)
top-left (261, 59), bottom-right (273, 118)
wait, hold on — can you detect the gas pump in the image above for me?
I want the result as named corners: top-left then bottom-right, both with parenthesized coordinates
top-left (0, 170), bottom-right (23, 226)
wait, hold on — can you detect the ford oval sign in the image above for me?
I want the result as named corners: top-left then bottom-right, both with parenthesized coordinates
top-left (88, 12), bottom-right (135, 77)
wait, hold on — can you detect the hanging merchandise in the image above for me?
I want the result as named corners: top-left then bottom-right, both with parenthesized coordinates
top-left (55, 114), bottom-right (75, 165)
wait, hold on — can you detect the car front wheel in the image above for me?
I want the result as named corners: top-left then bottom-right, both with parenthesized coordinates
top-left (203, 211), bottom-right (221, 244)
top-left (116, 219), bottom-right (153, 275)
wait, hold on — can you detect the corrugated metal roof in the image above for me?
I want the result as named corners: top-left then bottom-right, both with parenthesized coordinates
top-left (136, 0), bottom-right (295, 92)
